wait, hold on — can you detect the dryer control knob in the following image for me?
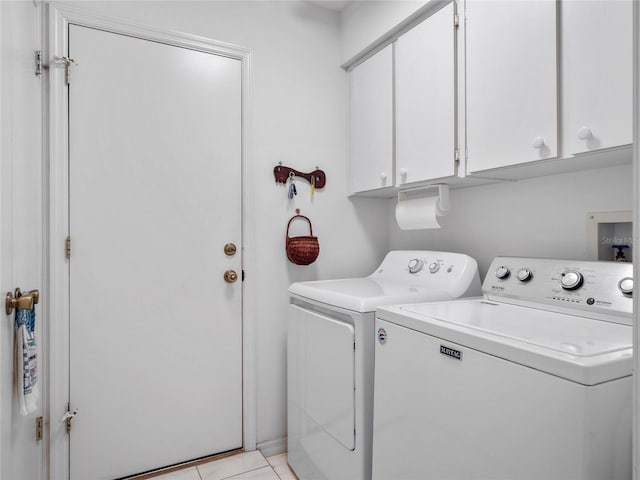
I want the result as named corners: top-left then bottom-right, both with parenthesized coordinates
top-left (561, 271), bottom-right (584, 291)
top-left (517, 268), bottom-right (533, 282)
top-left (495, 266), bottom-right (510, 279)
top-left (428, 262), bottom-right (440, 274)
top-left (618, 277), bottom-right (633, 295)
top-left (408, 259), bottom-right (424, 274)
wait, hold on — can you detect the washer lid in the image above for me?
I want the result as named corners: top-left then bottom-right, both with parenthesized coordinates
top-left (288, 278), bottom-right (454, 313)
top-left (377, 299), bottom-right (632, 385)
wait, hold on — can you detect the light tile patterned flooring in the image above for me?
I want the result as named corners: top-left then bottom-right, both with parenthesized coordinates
top-left (153, 451), bottom-right (297, 480)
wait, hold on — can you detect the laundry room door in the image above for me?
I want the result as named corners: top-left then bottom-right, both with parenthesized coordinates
top-left (67, 25), bottom-right (242, 480)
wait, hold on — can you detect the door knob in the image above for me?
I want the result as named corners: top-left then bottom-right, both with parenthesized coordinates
top-left (224, 270), bottom-right (238, 283)
top-left (5, 288), bottom-right (39, 315)
top-left (224, 243), bottom-right (237, 256)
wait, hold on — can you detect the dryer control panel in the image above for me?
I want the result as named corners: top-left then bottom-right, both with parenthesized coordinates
top-left (371, 250), bottom-right (482, 298)
top-left (484, 257), bottom-right (633, 324)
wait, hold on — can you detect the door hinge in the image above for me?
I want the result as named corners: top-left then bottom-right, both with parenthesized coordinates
top-left (454, 13), bottom-right (460, 27)
top-left (35, 416), bottom-right (43, 441)
top-left (65, 236), bottom-right (71, 259)
top-left (61, 406), bottom-right (78, 434)
top-left (242, 269), bottom-right (245, 282)
top-left (455, 148), bottom-right (461, 164)
top-left (35, 51), bottom-right (43, 76)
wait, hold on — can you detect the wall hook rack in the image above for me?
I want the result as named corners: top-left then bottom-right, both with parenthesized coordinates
top-left (274, 164), bottom-right (326, 189)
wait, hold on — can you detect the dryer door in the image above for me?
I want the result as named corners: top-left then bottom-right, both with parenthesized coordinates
top-left (289, 305), bottom-right (355, 450)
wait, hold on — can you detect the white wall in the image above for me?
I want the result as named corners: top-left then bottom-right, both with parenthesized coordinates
top-left (339, 0), bottom-right (427, 62)
top-left (390, 164), bottom-right (634, 279)
top-left (0, 2), bottom-right (45, 480)
top-left (45, 0), bottom-right (389, 451)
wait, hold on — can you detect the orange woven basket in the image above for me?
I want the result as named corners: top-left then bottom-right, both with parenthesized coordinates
top-left (286, 214), bottom-right (320, 265)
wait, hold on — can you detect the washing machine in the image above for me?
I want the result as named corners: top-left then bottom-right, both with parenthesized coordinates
top-left (287, 250), bottom-right (481, 480)
top-left (373, 257), bottom-right (633, 480)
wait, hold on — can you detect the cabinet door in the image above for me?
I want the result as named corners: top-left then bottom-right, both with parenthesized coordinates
top-left (466, 1), bottom-right (557, 173)
top-left (349, 45), bottom-right (393, 193)
top-left (396, 2), bottom-right (456, 184)
top-left (561, 0), bottom-right (632, 155)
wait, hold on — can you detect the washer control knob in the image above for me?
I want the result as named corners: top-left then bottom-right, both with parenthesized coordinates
top-left (561, 271), bottom-right (584, 291)
top-left (495, 266), bottom-right (510, 279)
top-left (517, 268), bottom-right (533, 282)
top-left (428, 262), bottom-right (440, 274)
top-left (618, 277), bottom-right (633, 295)
top-left (408, 259), bottom-right (424, 274)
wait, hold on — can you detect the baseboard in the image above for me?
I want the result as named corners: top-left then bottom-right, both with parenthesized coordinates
top-left (256, 436), bottom-right (287, 458)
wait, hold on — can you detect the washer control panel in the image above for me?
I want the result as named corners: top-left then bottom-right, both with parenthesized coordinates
top-left (485, 257), bottom-right (633, 321)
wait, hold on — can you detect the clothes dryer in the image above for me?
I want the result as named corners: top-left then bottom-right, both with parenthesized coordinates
top-left (287, 251), bottom-right (481, 480)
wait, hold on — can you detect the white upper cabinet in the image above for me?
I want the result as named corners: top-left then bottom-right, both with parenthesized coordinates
top-left (395, 2), bottom-right (456, 185)
top-left (561, 0), bottom-right (632, 156)
top-left (465, 1), bottom-right (557, 173)
top-left (349, 45), bottom-right (393, 194)
top-left (346, 0), bottom-right (630, 194)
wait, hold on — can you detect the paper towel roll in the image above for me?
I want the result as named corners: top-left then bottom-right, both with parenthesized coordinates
top-left (395, 195), bottom-right (442, 230)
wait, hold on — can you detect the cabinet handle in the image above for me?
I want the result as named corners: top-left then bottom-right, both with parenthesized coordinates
top-left (399, 168), bottom-right (408, 177)
top-left (577, 126), bottom-right (593, 140)
top-left (531, 136), bottom-right (545, 149)
top-left (380, 172), bottom-right (388, 182)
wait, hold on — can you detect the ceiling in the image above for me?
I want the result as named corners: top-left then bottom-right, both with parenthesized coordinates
top-left (305, 0), bottom-right (356, 12)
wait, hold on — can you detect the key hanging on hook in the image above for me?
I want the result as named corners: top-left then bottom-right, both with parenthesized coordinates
top-left (288, 172), bottom-right (297, 199)
top-left (310, 175), bottom-right (315, 197)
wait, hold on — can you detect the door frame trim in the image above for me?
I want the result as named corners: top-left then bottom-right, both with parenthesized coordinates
top-left (46, 4), bottom-right (255, 479)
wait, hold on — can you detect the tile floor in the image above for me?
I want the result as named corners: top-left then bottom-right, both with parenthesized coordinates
top-left (152, 451), bottom-right (297, 480)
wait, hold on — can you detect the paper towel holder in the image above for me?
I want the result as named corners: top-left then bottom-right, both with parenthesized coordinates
top-left (397, 184), bottom-right (450, 214)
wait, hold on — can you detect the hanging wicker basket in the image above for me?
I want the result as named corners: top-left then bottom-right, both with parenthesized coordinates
top-left (286, 214), bottom-right (320, 265)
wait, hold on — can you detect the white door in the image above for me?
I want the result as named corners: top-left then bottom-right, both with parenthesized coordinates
top-left (68, 25), bottom-right (242, 480)
top-left (561, 0), bottom-right (633, 156)
top-left (465, 0), bottom-right (557, 172)
top-left (349, 45), bottom-right (393, 194)
top-left (0, 3), bottom-right (44, 480)
top-left (396, 2), bottom-right (456, 184)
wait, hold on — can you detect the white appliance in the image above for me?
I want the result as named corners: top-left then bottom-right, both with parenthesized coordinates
top-left (287, 251), bottom-right (481, 480)
top-left (373, 257), bottom-right (633, 480)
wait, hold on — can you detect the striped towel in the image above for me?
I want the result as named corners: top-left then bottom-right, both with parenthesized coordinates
top-left (16, 307), bottom-right (38, 415)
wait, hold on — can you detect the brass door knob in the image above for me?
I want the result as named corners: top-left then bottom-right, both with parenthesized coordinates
top-left (6, 288), bottom-right (39, 315)
top-left (224, 243), bottom-right (237, 256)
top-left (224, 270), bottom-right (238, 283)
